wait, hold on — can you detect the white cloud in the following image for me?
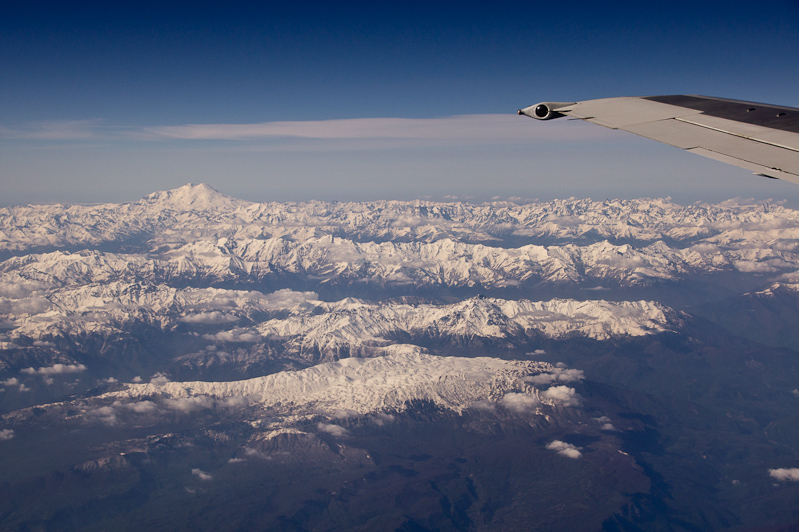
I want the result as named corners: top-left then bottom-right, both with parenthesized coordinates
top-left (0, 429), bottom-right (14, 440)
top-left (149, 373), bottom-right (170, 386)
top-left (525, 367), bottom-right (584, 386)
top-left (132, 376), bottom-right (142, 383)
top-left (594, 416), bottom-right (616, 430)
top-left (0, 296), bottom-right (50, 314)
top-left (33, 340), bottom-right (56, 347)
top-left (546, 440), bottom-right (582, 459)
top-left (220, 396), bottom-right (249, 408)
top-left (499, 392), bottom-right (540, 413)
top-left (469, 399), bottom-right (497, 412)
top-left (228, 458), bottom-right (245, 464)
top-left (88, 406), bottom-right (118, 426)
top-left (329, 408), bottom-right (359, 419)
top-left (104, 377), bottom-right (118, 384)
top-left (733, 261), bottom-right (779, 273)
top-left (203, 328), bottom-right (261, 343)
top-left (121, 400), bottom-right (159, 414)
top-left (769, 468), bottom-right (799, 481)
top-left (243, 447), bottom-right (271, 460)
top-left (179, 311), bottom-right (238, 324)
top-left (262, 289), bottom-right (319, 309)
top-left (371, 413), bottom-right (395, 426)
top-left (21, 364), bottom-right (87, 375)
top-left (543, 386), bottom-right (581, 407)
top-left (163, 396), bottom-right (214, 413)
top-left (0, 280), bottom-right (49, 298)
top-left (317, 423), bottom-right (348, 437)
top-left (192, 468), bottom-right (213, 481)
top-left (0, 378), bottom-right (19, 386)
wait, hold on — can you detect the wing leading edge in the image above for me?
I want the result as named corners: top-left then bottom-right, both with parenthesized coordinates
top-left (518, 95), bottom-right (799, 184)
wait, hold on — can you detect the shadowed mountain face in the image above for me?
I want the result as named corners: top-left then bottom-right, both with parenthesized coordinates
top-left (2, 185), bottom-right (799, 531)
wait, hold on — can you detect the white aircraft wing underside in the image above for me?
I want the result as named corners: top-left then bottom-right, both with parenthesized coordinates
top-left (519, 95), bottom-right (799, 184)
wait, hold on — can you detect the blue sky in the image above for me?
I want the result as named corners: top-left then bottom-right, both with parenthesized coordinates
top-left (2, 1), bottom-right (799, 205)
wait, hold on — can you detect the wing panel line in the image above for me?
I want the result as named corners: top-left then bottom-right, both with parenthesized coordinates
top-left (674, 117), bottom-right (799, 154)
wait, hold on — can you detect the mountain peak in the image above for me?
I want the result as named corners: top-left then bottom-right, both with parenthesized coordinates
top-left (139, 183), bottom-right (244, 211)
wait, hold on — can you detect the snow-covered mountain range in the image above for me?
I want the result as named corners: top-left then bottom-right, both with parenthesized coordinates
top-left (3, 185), bottom-right (799, 531)
top-left (0, 183), bottom-right (793, 394)
top-left (0, 184), bottom-right (681, 449)
top-left (2, 184), bottom-right (799, 293)
top-left (6, 351), bottom-right (581, 431)
top-left (0, 281), bottom-right (675, 361)
top-left (3, 183), bottom-right (799, 251)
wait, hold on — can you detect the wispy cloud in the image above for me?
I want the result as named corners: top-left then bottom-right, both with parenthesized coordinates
top-left (0, 296), bottom-right (51, 314)
top-left (203, 327), bottom-right (262, 343)
top-left (179, 311), bottom-right (238, 324)
top-left (86, 405), bottom-right (118, 425)
top-left (0, 120), bottom-right (104, 141)
top-left (1, 115), bottom-right (612, 147)
top-left (317, 422), bottom-right (348, 437)
top-left (163, 396), bottom-right (215, 413)
top-left (120, 400), bottom-right (159, 414)
top-left (141, 115), bottom-right (585, 142)
top-left (192, 468), bottom-right (213, 481)
top-left (525, 366), bottom-right (584, 386)
top-left (594, 416), bottom-right (616, 431)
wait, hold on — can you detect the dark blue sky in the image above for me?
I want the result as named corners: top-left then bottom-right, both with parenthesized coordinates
top-left (2, 1), bottom-right (799, 204)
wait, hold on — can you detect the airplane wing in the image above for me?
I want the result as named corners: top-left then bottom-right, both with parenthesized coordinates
top-left (518, 95), bottom-right (799, 184)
